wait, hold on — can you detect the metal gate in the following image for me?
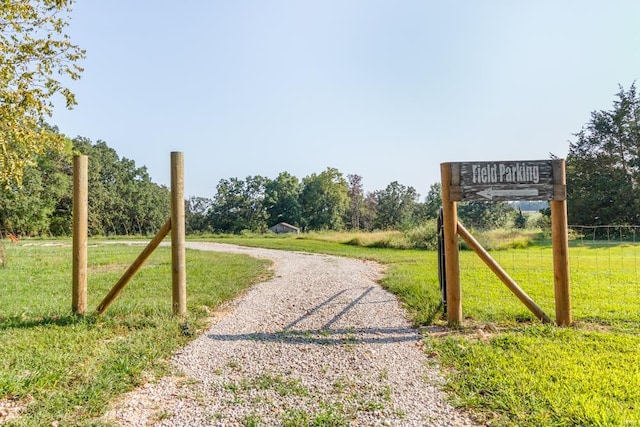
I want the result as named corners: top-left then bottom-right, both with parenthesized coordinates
top-left (437, 207), bottom-right (447, 313)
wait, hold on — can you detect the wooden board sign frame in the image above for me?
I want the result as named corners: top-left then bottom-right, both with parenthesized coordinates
top-left (440, 159), bottom-right (571, 326)
top-left (448, 159), bottom-right (566, 202)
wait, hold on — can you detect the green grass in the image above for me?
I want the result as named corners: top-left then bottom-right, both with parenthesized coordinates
top-left (458, 243), bottom-right (640, 329)
top-left (281, 406), bottom-right (349, 427)
top-left (0, 241), bottom-right (270, 426)
top-left (227, 372), bottom-right (310, 398)
top-left (201, 227), bottom-right (441, 250)
top-left (3, 233), bottom-right (640, 425)
top-left (205, 232), bottom-right (640, 426)
top-left (429, 326), bottom-right (640, 426)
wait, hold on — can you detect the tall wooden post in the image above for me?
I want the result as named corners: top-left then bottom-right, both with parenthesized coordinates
top-left (440, 163), bottom-right (462, 324)
top-left (551, 159), bottom-right (571, 325)
top-left (72, 155), bottom-right (88, 315)
top-left (171, 152), bottom-right (187, 316)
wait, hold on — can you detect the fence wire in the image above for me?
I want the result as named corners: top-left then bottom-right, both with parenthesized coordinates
top-left (2, 230), bottom-right (639, 326)
top-left (459, 226), bottom-right (640, 325)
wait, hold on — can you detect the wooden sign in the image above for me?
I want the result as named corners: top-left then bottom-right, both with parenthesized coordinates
top-left (440, 159), bottom-right (571, 326)
top-left (448, 159), bottom-right (565, 201)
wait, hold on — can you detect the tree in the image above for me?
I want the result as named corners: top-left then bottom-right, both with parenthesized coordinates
top-left (73, 138), bottom-right (170, 235)
top-left (1, 163), bottom-right (53, 235)
top-left (0, 133), bottom-right (172, 237)
top-left (360, 192), bottom-right (377, 231)
top-left (185, 196), bottom-right (213, 233)
top-left (424, 182), bottom-right (442, 219)
top-left (514, 208), bottom-right (527, 229)
top-left (125, 169), bottom-right (171, 235)
top-left (0, 0), bottom-right (85, 186)
top-left (208, 176), bottom-right (268, 233)
top-left (242, 175), bottom-right (268, 232)
top-left (373, 181), bottom-right (419, 229)
top-left (567, 83), bottom-right (640, 225)
top-left (36, 135), bottom-right (73, 235)
top-left (264, 172), bottom-right (302, 227)
top-left (458, 201), bottom-right (515, 229)
top-left (346, 174), bottom-right (364, 230)
top-left (299, 168), bottom-right (349, 231)
top-left (0, 135), bottom-right (72, 236)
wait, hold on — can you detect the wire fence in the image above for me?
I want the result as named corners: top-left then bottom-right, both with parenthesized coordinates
top-left (460, 225), bottom-right (640, 325)
top-left (570, 224), bottom-right (640, 243)
top-left (2, 227), bottom-right (640, 326)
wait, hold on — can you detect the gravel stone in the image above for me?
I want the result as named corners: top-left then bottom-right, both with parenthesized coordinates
top-left (103, 243), bottom-right (478, 426)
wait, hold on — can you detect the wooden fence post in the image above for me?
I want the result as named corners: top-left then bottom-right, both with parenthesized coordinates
top-left (440, 163), bottom-right (462, 324)
top-left (72, 155), bottom-right (88, 315)
top-left (171, 152), bottom-right (187, 316)
top-left (551, 159), bottom-right (571, 325)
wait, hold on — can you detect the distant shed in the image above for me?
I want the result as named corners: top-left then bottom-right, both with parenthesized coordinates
top-left (269, 222), bottom-right (300, 234)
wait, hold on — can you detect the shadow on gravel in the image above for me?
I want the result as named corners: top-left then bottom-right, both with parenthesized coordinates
top-left (285, 287), bottom-right (375, 331)
top-left (206, 326), bottom-right (419, 345)
top-left (206, 286), bottom-right (420, 345)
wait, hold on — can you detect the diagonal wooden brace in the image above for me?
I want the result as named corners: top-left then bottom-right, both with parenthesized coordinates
top-left (96, 218), bottom-right (172, 315)
top-left (457, 221), bottom-right (551, 324)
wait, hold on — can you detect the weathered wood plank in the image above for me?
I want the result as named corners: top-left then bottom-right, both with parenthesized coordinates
top-left (448, 159), bottom-right (563, 201)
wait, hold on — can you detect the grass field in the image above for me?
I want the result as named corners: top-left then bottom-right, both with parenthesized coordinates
top-left (0, 241), bottom-right (270, 426)
top-left (1, 233), bottom-right (639, 426)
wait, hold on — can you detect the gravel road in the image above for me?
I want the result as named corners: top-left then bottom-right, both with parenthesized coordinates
top-left (103, 242), bottom-right (478, 426)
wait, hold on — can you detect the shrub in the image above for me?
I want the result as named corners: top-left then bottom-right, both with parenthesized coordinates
top-left (403, 221), bottom-right (438, 250)
top-left (514, 209), bottom-right (527, 229)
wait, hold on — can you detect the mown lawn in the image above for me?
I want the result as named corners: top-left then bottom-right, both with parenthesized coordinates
top-left (0, 241), bottom-right (271, 426)
top-left (209, 233), bottom-right (640, 426)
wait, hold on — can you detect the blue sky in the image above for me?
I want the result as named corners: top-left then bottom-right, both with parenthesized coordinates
top-left (51, 1), bottom-right (640, 199)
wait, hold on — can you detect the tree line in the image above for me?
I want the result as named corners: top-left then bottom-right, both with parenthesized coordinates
top-left (187, 172), bottom-right (520, 234)
top-left (0, 132), bottom-right (524, 237)
top-left (187, 169), bottom-right (429, 234)
top-left (0, 134), bottom-right (170, 237)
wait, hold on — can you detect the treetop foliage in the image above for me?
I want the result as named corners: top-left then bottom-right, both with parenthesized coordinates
top-left (567, 83), bottom-right (640, 226)
top-left (0, 0), bottom-right (85, 187)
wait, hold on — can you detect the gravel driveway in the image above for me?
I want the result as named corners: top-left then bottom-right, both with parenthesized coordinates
top-left (104, 242), bottom-right (477, 426)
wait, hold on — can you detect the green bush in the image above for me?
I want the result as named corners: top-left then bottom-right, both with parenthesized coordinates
top-left (403, 221), bottom-right (438, 250)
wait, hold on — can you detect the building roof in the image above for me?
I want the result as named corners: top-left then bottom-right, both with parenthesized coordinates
top-left (270, 222), bottom-right (300, 231)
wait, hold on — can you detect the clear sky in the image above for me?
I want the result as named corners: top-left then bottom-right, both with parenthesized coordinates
top-left (51, 1), bottom-right (640, 199)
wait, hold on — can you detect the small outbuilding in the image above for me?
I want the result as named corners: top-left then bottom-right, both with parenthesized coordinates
top-left (269, 222), bottom-right (300, 234)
